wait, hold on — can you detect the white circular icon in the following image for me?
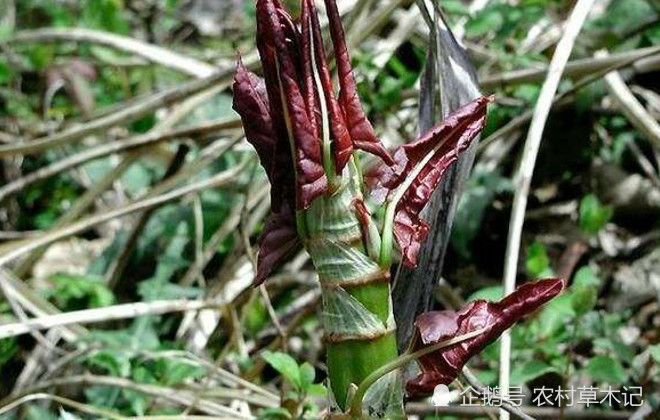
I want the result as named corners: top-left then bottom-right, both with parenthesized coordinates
top-left (432, 384), bottom-right (451, 407)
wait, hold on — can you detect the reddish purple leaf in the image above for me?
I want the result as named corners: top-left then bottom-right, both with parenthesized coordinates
top-left (365, 96), bottom-right (491, 266)
top-left (232, 60), bottom-right (278, 179)
top-left (392, 210), bottom-right (429, 268)
top-left (406, 278), bottom-right (564, 396)
top-left (352, 197), bottom-right (373, 246)
top-left (300, 0), bottom-right (320, 147)
top-left (256, 0), bottom-right (326, 210)
top-left (363, 148), bottom-right (408, 204)
top-left (232, 59), bottom-right (294, 211)
top-left (302, 0), bottom-right (353, 171)
top-left (254, 203), bottom-right (301, 285)
top-left (233, 60), bottom-right (300, 283)
top-left (323, 0), bottom-right (393, 166)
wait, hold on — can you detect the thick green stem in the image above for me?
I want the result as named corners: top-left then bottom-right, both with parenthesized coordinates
top-left (348, 327), bottom-right (489, 417)
top-left (326, 283), bottom-right (397, 408)
top-left (302, 167), bottom-right (404, 418)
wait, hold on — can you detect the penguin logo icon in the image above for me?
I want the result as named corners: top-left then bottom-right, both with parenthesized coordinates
top-left (432, 384), bottom-right (451, 407)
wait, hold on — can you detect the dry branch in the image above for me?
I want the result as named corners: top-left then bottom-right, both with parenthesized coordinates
top-left (0, 160), bottom-right (246, 266)
top-left (0, 299), bottom-right (223, 340)
top-left (10, 28), bottom-right (217, 77)
top-left (0, 117), bottom-right (240, 202)
top-left (4, 374), bottom-right (252, 418)
top-left (477, 45), bottom-right (660, 154)
top-left (599, 50), bottom-right (660, 151)
top-left (481, 46), bottom-right (660, 89)
top-left (498, 2), bottom-right (596, 419)
top-left (0, 71), bottom-right (232, 156)
top-left (0, 269), bottom-right (86, 341)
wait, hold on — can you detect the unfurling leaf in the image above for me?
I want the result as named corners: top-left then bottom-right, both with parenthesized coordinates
top-left (232, 58), bottom-right (295, 211)
top-left (406, 278), bottom-right (563, 396)
top-left (232, 60), bottom-right (279, 183)
top-left (254, 204), bottom-right (300, 285)
top-left (233, 60), bottom-right (300, 284)
top-left (235, 0), bottom-right (403, 284)
top-left (234, 0), bottom-right (492, 286)
top-left (393, 97), bottom-right (490, 266)
top-left (366, 96), bottom-right (491, 267)
top-left (323, 0), bottom-right (393, 166)
top-left (256, 0), bottom-right (326, 209)
top-left (302, 0), bottom-right (353, 171)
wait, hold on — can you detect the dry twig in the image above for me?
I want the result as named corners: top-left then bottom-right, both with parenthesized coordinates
top-left (0, 160), bottom-right (246, 266)
top-left (498, 1), bottom-right (596, 419)
top-left (0, 299), bottom-right (224, 340)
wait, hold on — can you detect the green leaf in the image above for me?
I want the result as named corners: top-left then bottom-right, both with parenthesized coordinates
top-left (122, 388), bottom-right (148, 417)
top-left (307, 383), bottom-right (327, 396)
top-left (536, 294), bottom-right (575, 338)
top-left (258, 407), bottom-right (293, 419)
top-left (84, 385), bottom-right (121, 412)
top-left (0, 59), bottom-right (11, 84)
top-left (25, 405), bottom-right (59, 420)
top-left (525, 242), bottom-right (553, 278)
top-left (510, 360), bottom-right (557, 385)
top-left (452, 168), bottom-right (512, 259)
top-left (569, 267), bottom-right (602, 315)
top-left (299, 362), bottom-right (315, 392)
top-left (28, 45), bottom-right (54, 71)
top-left (0, 338), bottom-right (17, 368)
top-left (443, 0), bottom-right (470, 15)
top-left (262, 351), bottom-right (301, 390)
top-left (474, 369), bottom-right (497, 386)
top-left (573, 266), bottom-right (601, 288)
top-left (650, 345), bottom-right (660, 365)
top-left (579, 194), bottom-right (612, 235)
top-left (512, 84), bottom-right (541, 104)
top-left (585, 356), bottom-right (627, 383)
top-left (571, 284), bottom-right (597, 315)
top-left (466, 9), bottom-right (504, 37)
top-left (161, 359), bottom-right (205, 385)
top-left (87, 349), bottom-right (132, 377)
top-left (467, 286), bottom-right (503, 302)
top-left (48, 273), bottom-right (115, 310)
top-left (594, 338), bottom-right (636, 364)
top-left (82, 0), bottom-right (129, 33)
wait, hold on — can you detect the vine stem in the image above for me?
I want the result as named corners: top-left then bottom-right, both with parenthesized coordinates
top-left (348, 327), bottom-right (489, 418)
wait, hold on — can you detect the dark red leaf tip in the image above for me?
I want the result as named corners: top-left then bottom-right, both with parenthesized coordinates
top-left (406, 278), bottom-right (563, 396)
top-left (391, 96), bottom-right (490, 267)
top-left (323, 0), bottom-right (394, 166)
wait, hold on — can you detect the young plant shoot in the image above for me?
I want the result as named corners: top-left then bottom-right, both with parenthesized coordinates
top-left (232, 0), bottom-right (562, 417)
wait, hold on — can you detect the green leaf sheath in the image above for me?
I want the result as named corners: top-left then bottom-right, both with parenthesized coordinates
top-left (301, 166), bottom-right (404, 417)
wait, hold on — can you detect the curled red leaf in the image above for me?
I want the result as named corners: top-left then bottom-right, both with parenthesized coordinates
top-left (406, 278), bottom-right (564, 396)
top-left (233, 60), bottom-right (299, 283)
top-left (254, 204), bottom-right (301, 285)
top-left (353, 197), bottom-right (374, 248)
top-left (323, 0), bottom-right (393, 166)
top-left (365, 96), bottom-right (491, 266)
top-left (256, 0), bottom-right (326, 209)
top-left (232, 60), bottom-right (278, 181)
top-left (301, 0), bottom-right (353, 171)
